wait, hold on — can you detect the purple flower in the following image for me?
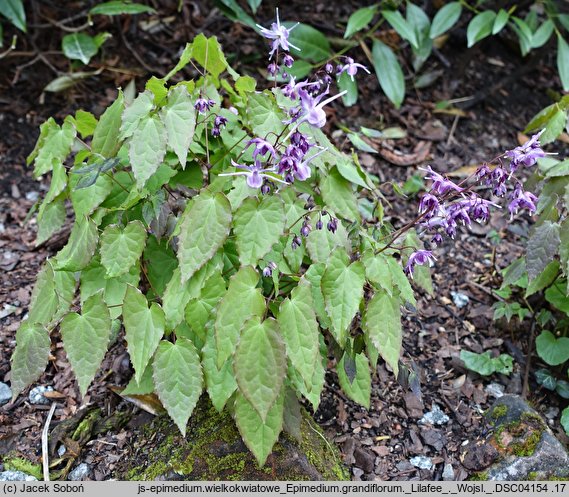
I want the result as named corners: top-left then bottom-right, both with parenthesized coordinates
top-left (293, 148), bottom-right (326, 181)
top-left (211, 127), bottom-right (221, 137)
top-left (431, 233), bottom-right (443, 245)
top-left (315, 218), bottom-right (323, 230)
top-left (504, 130), bottom-right (546, 172)
top-left (476, 163), bottom-right (491, 181)
top-left (291, 236), bottom-right (302, 250)
top-left (327, 217), bottom-right (338, 234)
top-left (297, 87), bottom-right (346, 128)
top-left (261, 182), bottom-right (271, 195)
top-left (405, 250), bottom-right (436, 277)
top-left (420, 166), bottom-right (463, 196)
top-left (290, 131), bottom-right (311, 154)
top-left (508, 184), bottom-right (538, 220)
top-left (300, 220), bottom-right (311, 237)
top-left (490, 166), bottom-right (508, 196)
top-left (194, 97), bottom-right (215, 114)
top-left (256, 8), bottom-right (300, 58)
top-left (220, 158), bottom-right (287, 189)
top-left (283, 54), bottom-right (294, 68)
top-left (247, 137), bottom-right (276, 159)
top-left (263, 261), bottom-right (277, 277)
top-left (338, 57), bottom-right (370, 81)
top-left (214, 115), bottom-right (228, 128)
top-left (325, 63), bottom-right (333, 74)
top-left (267, 62), bottom-right (278, 76)
top-left (418, 193), bottom-right (439, 217)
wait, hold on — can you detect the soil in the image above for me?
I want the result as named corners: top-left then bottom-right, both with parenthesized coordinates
top-left (1, 0), bottom-right (568, 482)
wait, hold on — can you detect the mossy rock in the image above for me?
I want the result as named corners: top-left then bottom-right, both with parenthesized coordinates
top-left (115, 397), bottom-right (349, 481)
top-left (466, 395), bottom-right (569, 481)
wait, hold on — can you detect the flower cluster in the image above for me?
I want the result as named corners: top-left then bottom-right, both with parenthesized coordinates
top-left (405, 132), bottom-right (545, 276)
top-left (257, 8), bottom-right (299, 79)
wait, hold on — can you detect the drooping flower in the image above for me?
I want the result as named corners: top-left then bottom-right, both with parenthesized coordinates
top-left (505, 130), bottom-right (546, 172)
top-left (405, 250), bottom-right (436, 277)
top-left (283, 54), bottom-right (294, 68)
top-left (256, 8), bottom-right (300, 58)
top-left (194, 97), bottom-right (215, 114)
top-left (420, 166), bottom-right (464, 196)
top-left (297, 87), bottom-right (347, 128)
top-left (262, 261), bottom-right (277, 277)
top-left (246, 137), bottom-right (276, 159)
top-left (293, 148), bottom-right (326, 180)
top-left (219, 159), bottom-right (287, 189)
top-left (508, 183), bottom-right (538, 220)
top-left (418, 193), bottom-right (440, 217)
top-left (338, 57), bottom-right (371, 81)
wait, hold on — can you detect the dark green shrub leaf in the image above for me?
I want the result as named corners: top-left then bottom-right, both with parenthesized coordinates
top-left (62, 33), bottom-right (98, 65)
top-left (526, 221), bottom-right (560, 281)
top-left (90, 1), bottom-right (155, 16)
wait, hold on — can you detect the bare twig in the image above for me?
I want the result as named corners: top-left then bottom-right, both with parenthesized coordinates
top-left (42, 402), bottom-right (57, 481)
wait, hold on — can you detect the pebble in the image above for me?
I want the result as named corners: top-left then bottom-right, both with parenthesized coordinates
top-left (451, 291), bottom-right (469, 308)
top-left (442, 463), bottom-right (455, 481)
top-left (409, 456), bottom-right (434, 470)
top-left (419, 404), bottom-right (450, 425)
top-left (28, 386), bottom-right (54, 405)
top-left (68, 463), bottom-right (90, 481)
top-left (0, 382), bottom-right (12, 406)
top-left (57, 445), bottom-right (67, 457)
top-left (25, 191), bottom-right (39, 202)
top-left (485, 382), bottom-right (505, 398)
top-left (0, 471), bottom-right (37, 481)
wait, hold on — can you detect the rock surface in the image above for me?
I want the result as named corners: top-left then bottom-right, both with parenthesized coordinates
top-left (464, 394), bottom-right (569, 480)
top-left (68, 463), bottom-right (90, 481)
top-left (0, 382), bottom-right (12, 406)
top-left (115, 397), bottom-right (349, 481)
top-left (0, 471), bottom-right (37, 481)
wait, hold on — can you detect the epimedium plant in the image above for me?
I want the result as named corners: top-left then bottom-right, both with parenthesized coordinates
top-left (10, 17), bottom-right (429, 466)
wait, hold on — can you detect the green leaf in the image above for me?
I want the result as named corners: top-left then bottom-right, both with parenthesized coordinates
top-left (185, 272), bottom-right (226, 336)
top-left (277, 280), bottom-right (319, 391)
top-left (73, 110), bottom-right (98, 138)
top-left (362, 291), bottom-right (402, 376)
top-left (460, 350), bottom-right (513, 376)
top-left (525, 260), bottom-right (560, 297)
top-left (362, 251), bottom-right (393, 295)
top-left (347, 132), bottom-right (377, 153)
top-left (234, 391), bottom-right (284, 466)
top-left (36, 196), bottom-right (66, 245)
top-left (430, 2), bottom-right (462, 39)
top-left (540, 108), bottom-right (567, 145)
top-left (235, 318), bottom-right (286, 421)
top-left (382, 10), bottom-right (418, 48)
top-left (512, 17), bottom-right (533, 56)
top-left (153, 338), bottom-right (202, 436)
top-left (247, 92), bottom-right (286, 138)
top-left (558, 35), bottom-right (569, 92)
top-left (372, 40), bottom-right (405, 108)
top-left (178, 190), bottom-right (232, 283)
top-left (320, 167), bottom-right (360, 222)
top-left (526, 221), bottom-right (560, 281)
top-left (246, 0), bottom-right (261, 14)
top-left (337, 71), bottom-right (358, 106)
top-left (535, 330), bottom-right (569, 366)
top-left (55, 217), bottom-right (98, 271)
top-left (532, 20), bottom-right (554, 49)
top-left (70, 173), bottom-right (113, 219)
top-left (129, 115), bottom-right (167, 189)
top-left (61, 292), bottom-right (111, 396)
top-left (191, 34), bottom-right (228, 78)
top-left (321, 250), bottom-right (365, 347)
top-left (215, 267), bottom-right (265, 369)
top-left (160, 85), bottom-right (196, 169)
top-left (492, 9), bottom-right (509, 35)
top-left (120, 90), bottom-right (154, 140)
top-left (545, 280), bottom-right (569, 313)
top-left (92, 90), bottom-right (125, 158)
top-left (123, 286), bottom-right (165, 383)
top-left (10, 322), bottom-right (50, 399)
top-left (535, 368), bottom-right (557, 390)
top-left (305, 217), bottom-right (349, 264)
top-left (122, 363), bottom-right (154, 395)
top-left (561, 407), bottom-right (569, 435)
top-left (100, 221), bottom-right (147, 278)
top-left (62, 33), bottom-right (98, 65)
top-left (345, 6), bottom-right (377, 39)
top-left (467, 11), bottom-right (497, 47)
top-left (387, 257), bottom-right (416, 306)
top-left (283, 22), bottom-right (331, 62)
top-left (0, 0), bottom-right (26, 31)
top-left (303, 264), bottom-right (331, 329)
top-left (560, 219), bottom-right (569, 277)
top-left (90, 1), bottom-right (155, 15)
top-left (337, 352), bottom-right (371, 408)
top-left (282, 386), bottom-right (302, 441)
top-left (234, 196), bottom-right (285, 266)
top-left (213, 0), bottom-right (256, 29)
top-left (163, 256), bottom-right (222, 329)
top-left (143, 236), bottom-right (177, 297)
top-left (31, 118), bottom-right (76, 178)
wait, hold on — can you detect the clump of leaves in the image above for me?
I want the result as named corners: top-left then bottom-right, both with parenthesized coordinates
top-left (11, 29), bottom-right (430, 466)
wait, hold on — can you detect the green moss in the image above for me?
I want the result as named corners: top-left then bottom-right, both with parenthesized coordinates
top-left (510, 429), bottom-right (541, 457)
top-left (468, 471), bottom-right (488, 481)
top-left (491, 405), bottom-right (508, 419)
top-left (527, 471), bottom-right (539, 481)
top-left (4, 457), bottom-right (43, 480)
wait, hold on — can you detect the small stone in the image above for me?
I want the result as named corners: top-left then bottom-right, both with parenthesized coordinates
top-left (28, 386), bottom-right (54, 405)
top-left (421, 428), bottom-right (447, 451)
top-left (353, 447), bottom-right (375, 473)
top-left (419, 403), bottom-right (450, 425)
top-left (57, 445), bottom-right (67, 457)
top-left (544, 407), bottom-right (559, 420)
top-left (462, 441), bottom-right (499, 470)
top-left (68, 463), bottom-right (90, 481)
top-left (485, 382), bottom-right (505, 398)
top-left (396, 461), bottom-right (414, 472)
top-left (0, 382), bottom-right (12, 406)
top-left (25, 191), bottom-right (39, 202)
top-left (0, 471), bottom-right (37, 481)
top-left (409, 456), bottom-right (434, 470)
top-left (442, 463), bottom-right (454, 481)
top-left (451, 291), bottom-right (469, 308)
